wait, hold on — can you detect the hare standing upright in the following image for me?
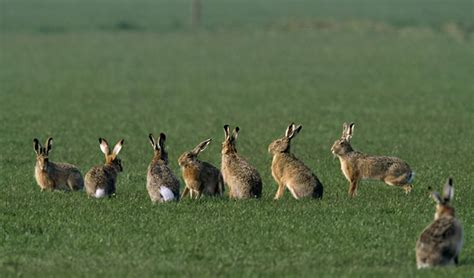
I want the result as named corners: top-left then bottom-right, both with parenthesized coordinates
top-left (178, 138), bottom-right (224, 199)
top-left (33, 137), bottom-right (84, 191)
top-left (416, 178), bottom-right (463, 269)
top-left (147, 133), bottom-right (180, 203)
top-left (331, 122), bottom-right (414, 197)
top-left (85, 138), bottom-right (124, 198)
top-left (269, 123), bottom-right (323, 199)
top-left (221, 125), bottom-right (262, 199)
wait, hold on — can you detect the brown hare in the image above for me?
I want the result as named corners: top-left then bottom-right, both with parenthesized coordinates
top-left (33, 137), bottom-right (84, 191)
top-left (331, 122), bottom-right (414, 197)
top-left (221, 125), bottom-right (262, 199)
top-left (147, 133), bottom-right (180, 203)
top-left (84, 138), bottom-right (124, 198)
top-left (269, 123), bottom-right (323, 199)
top-left (416, 178), bottom-right (463, 269)
top-left (178, 138), bottom-right (224, 199)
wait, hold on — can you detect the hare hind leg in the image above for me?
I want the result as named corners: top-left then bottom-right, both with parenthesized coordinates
top-left (384, 175), bottom-right (412, 194)
top-left (68, 172), bottom-right (84, 191)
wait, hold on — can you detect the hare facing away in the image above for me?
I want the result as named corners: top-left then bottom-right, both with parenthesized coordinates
top-left (178, 138), bottom-right (224, 199)
top-left (221, 125), bottom-right (262, 199)
top-left (416, 178), bottom-right (463, 269)
top-left (33, 137), bottom-right (84, 191)
top-left (331, 122), bottom-right (414, 197)
top-left (268, 123), bottom-right (323, 200)
top-left (147, 133), bottom-right (180, 203)
top-left (85, 138), bottom-right (124, 198)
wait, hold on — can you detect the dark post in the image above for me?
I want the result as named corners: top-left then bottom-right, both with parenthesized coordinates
top-left (191, 0), bottom-right (201, 27)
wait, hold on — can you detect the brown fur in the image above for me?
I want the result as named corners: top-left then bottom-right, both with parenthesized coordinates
top-left (33, 138), bottom-right (83, 191)
top-left (221, 125), bottom-right (262, 199)
top-left (331, 123), bottom-right (413, 197)
top-left (268, 123), bottom-right (323, 199)
top-left (84, 138), bottom-right (124, 198)
top-left (178, 138), bottom-right (224, 199)
top-left (146, 133), bottom-right (180, 203)
top-left (416, 178), bottom-right (463, 268)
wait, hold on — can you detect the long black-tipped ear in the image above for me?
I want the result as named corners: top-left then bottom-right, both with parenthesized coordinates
top-left (159, 133), bottom-right (166, 150)
top-left (288, 124), bottom-right (302, 139)
top-left (148, 133), bottom-right (158, 150)
top-left (232, 127), bottom-right (240, 140)
top-left (33, 138), bottom-right (41, 154)
top-left (443, 178), bottom-right (454, 202)
top-left (431, 192), bottom-right (442, 204)
top-left (99, 138), bottom-right (110, 155)
top-left (112, 139), bottom-right (124, 157)
top-left (192, 138), bottom-right (212, 155)
top-left (224, 125), bottom-right (230, 139)
top-left (45, 138), bottom-right (53, 154)
top-left (285, 123), bottom-right (294, 138)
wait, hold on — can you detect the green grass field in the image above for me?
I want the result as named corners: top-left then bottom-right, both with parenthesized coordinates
top-left (1, 0), bottom-right (473, 277)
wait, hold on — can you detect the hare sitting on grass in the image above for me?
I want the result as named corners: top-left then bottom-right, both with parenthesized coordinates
top-left (178, 138), bottom-right (224, 199)
top-left (33, 137), bottom-right (84, 191)
top-left (416, 178), bottom-right (463, 269)
top-left (85, 138), bottom-right (124, 198)
top-left (221, 125), bottom-right (262, 199)
top-left (147, 133), bottom-right (180, 203)
top-left (331, 122), bottom-right (414, 197)
top-left (268, 123), bottom-right (323, 200)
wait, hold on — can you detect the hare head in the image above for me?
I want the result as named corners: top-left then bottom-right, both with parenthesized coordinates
top-left (331, 122), bottom-right (355, 157)
top-left (99, 138), bottom-right (124, 172)
top-left (432, 178), bottom-right (456, 220)
top-left (268, 123), bottom-right (302, 155)
top-left (178, 138), bottom-right (212, 167)
top-left (33, 138), bottom-right (53, 171)
top-left (149, 133), bottom-right (168, 164)
top-left (222, 125), bottom-right (239, 155)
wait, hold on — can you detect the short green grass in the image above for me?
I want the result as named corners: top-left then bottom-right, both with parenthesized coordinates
top-left (1, 1), bottom-right (474, 277)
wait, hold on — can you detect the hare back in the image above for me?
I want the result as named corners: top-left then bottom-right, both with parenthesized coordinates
top-left (35, 162), bottom-right (83, 190)
top-left (85, 165), bottom-right (117, 196)
top-left (222, 155), bottom-right (262, 198)
top-left (416, 217), bottom-right (463, 267)
top-left (147, 163), bottom-right (180, 196)
top-left (348, 153), bottom-right (411, 180)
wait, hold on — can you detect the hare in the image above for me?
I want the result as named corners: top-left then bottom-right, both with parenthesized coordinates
top-left (178, 138), bottom-right (224, 199)
top-left (221, 125), bottom-right (262, 199)
top-left (147, 133), bottom-right (180, 203)
top-left (84, 138), bottom-right (124, 198)
top-left (416, 178), bottom-right (463, 269)
top-left (33, 137), bottom-right (84, 191)
top-left (331, 122), bottom-right (414, 197)
top-left (269, 123), bottom-right (323, 200)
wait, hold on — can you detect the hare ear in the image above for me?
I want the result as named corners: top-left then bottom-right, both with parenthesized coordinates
top-left (285, 123), bottom-right (294, 138)
top-left (33, 138), bottom-right (41, 154)
top-left (192, 138), bottom-right (212, 155)
top-left (159, 133), bottom-right (166, 150)
top-left (343, 122), bottom-right (355, 140)
top-left (99, 138), bottom-right (110, 155)
top-left (232, 127), bottom-right (240, 140)
top-left (443, 178), bottom-right (454, 202)
top-left (45, 138), bottom-right (53, 153)
top-left (224, 125), bottom-right (231, 139)
top-left (112, 139), bottom-right (124, 157)
top-left (289, 124), bottom-right (302, 139)
top-left (149, 133), bottom-right (158, 150)
top-left (431, 192), bottom-right (442, 204)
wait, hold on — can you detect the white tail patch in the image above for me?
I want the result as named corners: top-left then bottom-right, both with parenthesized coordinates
top-left (160, 186), bottom-right (175, 201)
top-left (95, 188), bottom-right (106, 198)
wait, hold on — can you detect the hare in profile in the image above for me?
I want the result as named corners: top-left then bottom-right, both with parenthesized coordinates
top-left (85, 138), bottom-right (124, 198)
top-left (147, 133), bottom-right (180, 203)
top-left (269, 123), bottom-right (323, 200)
top-left (331, 122), bottom-right (414, 197)
top-left (33, 137), bottom-right (84, 191)
top-left (178, 138), bottom-right (224, 199)
top-left (416, 178), bottom-right (463, 269)
top-left (221, 125), bottom-right (262, 199)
